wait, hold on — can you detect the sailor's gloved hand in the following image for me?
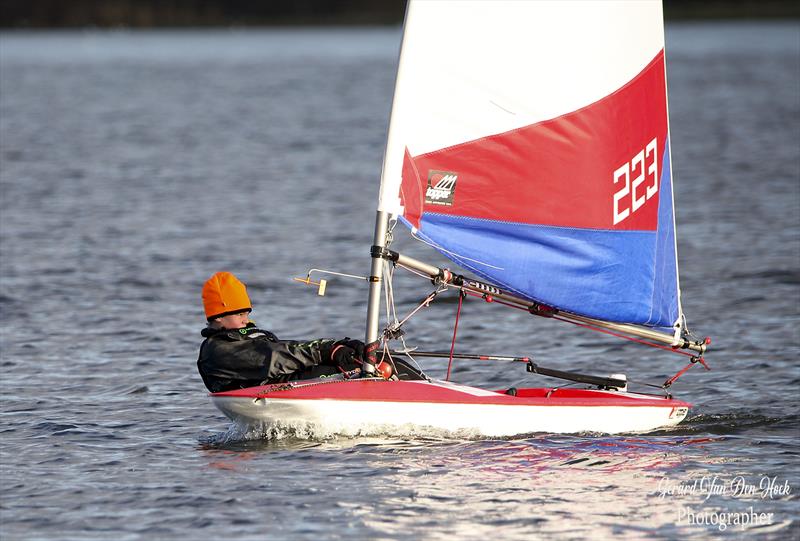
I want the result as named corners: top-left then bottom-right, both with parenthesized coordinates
top-left (330, 338), bottom-right (366, 371)
top-left (334, 338), bottom-right (365, 359)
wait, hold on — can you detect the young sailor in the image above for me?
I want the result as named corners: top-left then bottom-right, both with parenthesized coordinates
top-left (197, 271), bottom-right (370, 393)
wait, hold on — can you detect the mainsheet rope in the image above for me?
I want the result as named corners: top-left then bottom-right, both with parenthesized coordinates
top-left (445, 291), bottom-right (465, 381)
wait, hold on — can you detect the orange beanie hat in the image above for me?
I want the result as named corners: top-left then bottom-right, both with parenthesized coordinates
top-left (202, 272), bottom-right (252, 320)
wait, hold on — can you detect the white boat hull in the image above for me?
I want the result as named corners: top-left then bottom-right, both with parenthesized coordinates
top-left (211, 379), bottom-right (689, 437)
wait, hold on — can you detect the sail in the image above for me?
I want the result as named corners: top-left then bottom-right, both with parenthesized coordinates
top-left (378, 0), bottom-right (681, 329)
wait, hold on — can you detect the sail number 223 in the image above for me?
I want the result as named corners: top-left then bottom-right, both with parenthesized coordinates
top-left (613, 137), bottom-right (658, 225)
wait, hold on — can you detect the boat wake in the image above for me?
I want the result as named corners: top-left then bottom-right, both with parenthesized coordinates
top-left (202, 418), bottom-right (486, 445)
top-left (201, 416), bottom-right (724, 446)
top-left (649, 411), bottom-right (795, 436)
top-left (199, 407), bottom-right (798, 450)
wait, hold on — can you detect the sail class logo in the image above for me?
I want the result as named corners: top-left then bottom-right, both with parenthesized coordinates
top-left (425, 170), bottom-right (458, 206)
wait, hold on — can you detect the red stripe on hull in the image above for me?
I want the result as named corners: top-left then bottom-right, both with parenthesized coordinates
top-left (401, 51), bottom-right (668, 231)
top-left (213, 380), bottom-right (690, 409)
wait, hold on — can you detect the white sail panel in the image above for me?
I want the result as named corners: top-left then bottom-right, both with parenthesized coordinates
top-left (378, 0), bottom-right (665, 214)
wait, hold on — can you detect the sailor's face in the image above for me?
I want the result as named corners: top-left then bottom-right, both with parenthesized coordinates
top-left (216, 311), bottom-right (251, 330)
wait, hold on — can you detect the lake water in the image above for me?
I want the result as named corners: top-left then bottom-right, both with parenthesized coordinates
top-left (1, 23), bottom-right (798, 540)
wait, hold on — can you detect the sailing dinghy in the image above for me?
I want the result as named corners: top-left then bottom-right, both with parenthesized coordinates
top-left (210, 0), bottom-right (710, 437)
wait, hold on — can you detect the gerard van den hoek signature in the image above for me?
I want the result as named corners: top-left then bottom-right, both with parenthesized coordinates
top-left (658, 476), bottom-right (792, 501)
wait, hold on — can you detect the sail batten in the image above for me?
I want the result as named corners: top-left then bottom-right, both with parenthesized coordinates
top-left (377, 0), bottom-right (683, 329)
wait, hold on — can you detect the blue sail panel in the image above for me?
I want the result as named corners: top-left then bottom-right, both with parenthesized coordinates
top-left (400, 140), bottom-right (679, 328)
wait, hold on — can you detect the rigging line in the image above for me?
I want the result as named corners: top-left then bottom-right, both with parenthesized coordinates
top-left (383, 261), bottom-right (395, 329)
top-left (549, 314), bottom-right (697, 359)
top-left (445, 291), bottom-right (465, 381)
top-left (624, 377), bottom-right (668, 390)
top-left (463, 290), bottom-right (697, 359)
top-left (382, 219), bottom-right (399, 336)
top-left (382, 259), bottom-right (406, 340)
top-left (394, 262), bottom-right (460, 299)
top-left (663, 356), bottom-right (709, 388)
top-left (544, 381), bottom-right (580, 399)
top-left (376, 340), bottom-right (399, 379)
top-left (383, 266), bottom-right (390, 327)
top-left (378, 265), bottom-right (438, 378)
top-left (679, 314), bottom-right (702, 343)
top-left (393, 263), bottom-right (462, 305)
top-left (397, 262), bottom-right (442, 282)
top-left (410, 229), bottom-right (504, 270)
top-left (397, 336), bottom-right (425, 373)
top-left (393, 289), bottom-right (442, 330)
top-left (386, 216), bottom-right (398, 240)
top-left (389, 267), bottom-right (398, 325)
top-left (389, 267), bottom-right (399, 323)
top-left (624, 377), bottom-right (672, 397)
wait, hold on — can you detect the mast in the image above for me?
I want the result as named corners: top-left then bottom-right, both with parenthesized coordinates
top-left (365, 0), bottom-right (413, 367)
top-left (363, 210), bottom-right (390, 374)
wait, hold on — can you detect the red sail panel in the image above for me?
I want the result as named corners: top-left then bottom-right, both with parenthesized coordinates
top-left (401, 51), bottom-right (668, 232)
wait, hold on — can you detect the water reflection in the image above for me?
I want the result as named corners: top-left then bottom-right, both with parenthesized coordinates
top-left (348, 437), bottom-right (720, 539)
top-left (197, 433), bottom-right (783, 539)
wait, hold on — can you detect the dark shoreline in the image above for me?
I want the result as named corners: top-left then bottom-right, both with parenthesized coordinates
top-left (1, 0), bottom-right (798, 29)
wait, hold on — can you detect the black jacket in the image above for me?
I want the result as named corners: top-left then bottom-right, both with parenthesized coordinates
top-left (197, 324), bottom-right (350, 393)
